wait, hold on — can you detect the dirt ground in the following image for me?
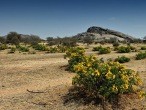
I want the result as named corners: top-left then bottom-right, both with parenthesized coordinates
top-left (0, 51), bottom-right (146, 110)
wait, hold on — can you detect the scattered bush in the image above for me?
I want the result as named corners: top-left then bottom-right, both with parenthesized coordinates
top-left (32, 44), bottom-right (48, 51)
top-left (48, 46), bottom-right (67, 53)
top-left (117, 46), bottom-right (131, 53)
top-left (16, 45), bottom-right (29, 52)
top-left (92, 45), bottom-right (102, 51)
top-left (115, 56), bottom-right (130, 63)
top-left (107, 58), bottom-right (113, 62)
top-left (129, 46), bottom-right (137, 52)
top-left (98, 47), bottom-right (111, 54)
top-left (141, 46), bottom-right (146, 50)
top-left (64, 47), bottom-right (86, 71)
top-left (92, 46), bottom-right (111, 54)
top-left (135, 51), bottom-right (146, 60)
top-left (47, 47), bottom-right (58, 53)
top-left (8, 47), bottom-right (16, 53)
top-left (0, 44), bottom-right (7, 50)
top-left (113, 46), bottom-right (119, 51)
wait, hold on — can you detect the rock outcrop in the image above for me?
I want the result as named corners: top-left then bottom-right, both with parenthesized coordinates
top-left (73, 26), bottom-right (137, 42)
top-left (87, 26), bottom-right (135, 41)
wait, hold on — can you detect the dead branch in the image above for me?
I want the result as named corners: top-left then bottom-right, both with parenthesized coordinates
top-left (26, 89), bottom-right (45, 93)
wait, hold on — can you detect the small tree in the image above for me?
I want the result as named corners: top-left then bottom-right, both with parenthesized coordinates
top-left (0, 36), bottom-right (6, 44)
top-left (46, 37), bottom-right (55, 46)
top-left (62, 37), bottom-right (77, 47)
top-left (47, 37), bottom-right (54, 42)
top-left (21, 34), bottom-right (41, 44)
top-left (6, 32), bottom-right (21, 45)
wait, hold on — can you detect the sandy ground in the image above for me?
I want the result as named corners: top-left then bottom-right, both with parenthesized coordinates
top-left (0, 51), bottom-right (146, 110)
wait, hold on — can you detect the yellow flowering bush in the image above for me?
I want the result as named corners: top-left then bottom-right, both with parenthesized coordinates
top-left (66, 49), bottom-right (146, 100)
top-left (64, 47), bottom-right (86, 71)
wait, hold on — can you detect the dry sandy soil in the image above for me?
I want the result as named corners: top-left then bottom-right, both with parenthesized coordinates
top-left (0, 50), bottom-right (146, 110)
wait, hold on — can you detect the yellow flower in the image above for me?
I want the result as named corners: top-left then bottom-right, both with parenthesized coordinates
top-left (112, 85), bottom-right (118, 92)
top-left (71, 53), bottom-right (76, 57)
top-left (132, 85), bottom-right (137, 91)
top-left (105, 71), bottom-right (115, 79)
top-left (123, 84), bottom-right (129, 89)
top-left (137, 78), bottom-right (143, 86)
top-left (121, 74), bottom-right (129, 84)
top-left (86, 63), bottom-right (91, 67)
top-left (94, 70), bottom-right (100, 76)
top-left (74, 64), bottom-right (83, 72)
top-left (137, 91), bottom-right (145, 99)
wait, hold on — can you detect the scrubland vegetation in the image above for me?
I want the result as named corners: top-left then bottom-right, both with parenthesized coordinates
top-left (0, 32), bottom-right (146, 110)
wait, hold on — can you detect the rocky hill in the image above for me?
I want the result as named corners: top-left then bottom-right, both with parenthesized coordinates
top-left (73, 26), bottom-right (137, 42)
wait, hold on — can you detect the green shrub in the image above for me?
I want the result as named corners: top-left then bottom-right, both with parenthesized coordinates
top-left (8, 47), bottom-right (16, 53)
top-left (115, 56), bottom-right (130, 63)
top-left (48, 47), bottom-right (58, 53)
top-left (64, 47), bottom-right (86, 71)
top-left (16, 45), bottom-right (29, 52)
top-left (92, 45), bottom-right (102, 51)
top-left (0, 44), bottom-right (7, 50)
top-left (46, 46), bottom-right (68, 53)
top-left (135, 51), bottom-right (146, 60)
top-left (114, 46), bottom-right (119, 51)
top-left (32, 44), bottom-right (48, 51)
top-left (57, 45), bottom-right (67, 53)
top-left (141, 46), bottom-right (146, 50)
top-left (98, 47), bottom-right (111, 54)
top-left (117, 46), bottom-right (131, 53)
top-left (129, 46), bottom-right (137, 52)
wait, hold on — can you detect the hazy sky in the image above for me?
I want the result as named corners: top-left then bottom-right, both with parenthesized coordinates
top-left (0, 0), bottom-right (146, 39)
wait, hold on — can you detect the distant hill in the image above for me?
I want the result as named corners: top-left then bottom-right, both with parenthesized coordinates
top-left (73, 26), bottom-right (137, 42)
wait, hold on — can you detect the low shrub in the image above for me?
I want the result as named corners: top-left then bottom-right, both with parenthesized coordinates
top-left (117, 46), bottom-right (131, 53)
top-left (57, 45), bottom-right (68, 53)
top-left (135, 51), bottom-right (146, 60)
top-left (32, 44), bottom-right (48, 51)
top-left (8, 47), bottom-right (16, 53)
top-left (64, 47), bottom-right (86, 71)
top-left (98, 47), bottom-right (111, 54)
top-left (114, 46), bottom-right (119, 51)
top-left (16, 45), bottom-right (29, 52)
top-left (47, 46), bottom-right (67, 53)
top-left (47, 47), bottom-right (58, 53)
top-left (129, 46), bottom-right (137, 52)
top-left (115, 56), bottom-right (130, 63)
top-left (92, 45), bottom-right (102, 51)
top-left (141, 46), bottom-right (146, 50)
top-left (0, 44), bottom-right (7, 50)
top-left (65, 47), bottom-right (85, 59)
